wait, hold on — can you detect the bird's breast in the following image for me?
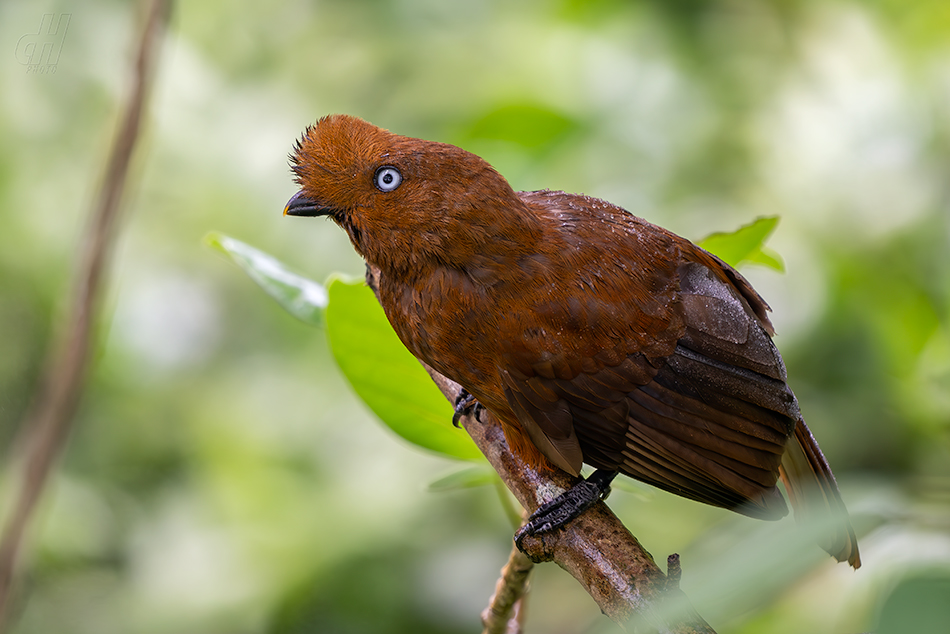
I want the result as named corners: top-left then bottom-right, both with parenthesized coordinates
top-left (378, 266), bottom-right (502, 394)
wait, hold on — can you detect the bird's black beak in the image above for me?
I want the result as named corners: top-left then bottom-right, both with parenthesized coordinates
top-left (283, 190), bottom-right (337, 217)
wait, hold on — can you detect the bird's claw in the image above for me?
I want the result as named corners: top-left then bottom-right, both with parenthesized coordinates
top-left (514, 470), bottom-right (618, 552)
top-left (452, 388), bottom-right (483, 428)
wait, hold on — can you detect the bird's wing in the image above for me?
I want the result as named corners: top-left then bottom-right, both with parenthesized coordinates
top-left (623, 260), bottom-right (799, 518)
top-left (500, 252), bottom-right (799, 519)
top-left (499, 351), bottom-right (661, 476)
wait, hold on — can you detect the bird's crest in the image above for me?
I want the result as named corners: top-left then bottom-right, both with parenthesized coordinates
top-left (289, 114), bottom-right (397, 210)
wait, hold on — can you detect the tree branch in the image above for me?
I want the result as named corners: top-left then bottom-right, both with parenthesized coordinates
top-left (365, 265), bottom-right (716, 633)
top-left (481, 537), bottom-right (533, 634)
top-left (0, 0), bottom-right (171, 626)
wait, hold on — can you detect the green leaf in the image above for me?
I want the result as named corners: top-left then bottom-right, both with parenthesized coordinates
top-left (465, 103), bottom-right (577, 149)
top-left (698, 216), bottom-right (785, 272)
top-left (878, 572), bottom-right (950, 634)
top-left (427, 464), bottom-right (498, 492)
top-left (205, 232), bottom-right (327, 326)
top-left (325, 277), bottom-right (483, 462)
top-left (746, 246), bottom-right (786, 273)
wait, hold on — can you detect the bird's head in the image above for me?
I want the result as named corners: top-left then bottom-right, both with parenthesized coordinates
top-left (285, 114), bottom-right (534, 274)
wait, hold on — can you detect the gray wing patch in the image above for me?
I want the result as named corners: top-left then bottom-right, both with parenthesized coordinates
top-left (678, 262), bottom-right (791, 384)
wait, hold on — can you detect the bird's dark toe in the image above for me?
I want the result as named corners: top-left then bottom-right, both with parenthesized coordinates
top-left (514, 470), bottom-right (619, 553)
top-left (452, 388), bottom-right (478, 428)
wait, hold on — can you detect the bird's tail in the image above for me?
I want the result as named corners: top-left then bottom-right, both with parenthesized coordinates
top-left (779, 419), bottom-right (861, 569)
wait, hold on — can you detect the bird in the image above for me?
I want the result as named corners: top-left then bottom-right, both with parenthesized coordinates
top-left (283, 114), bottom-right (860, 568)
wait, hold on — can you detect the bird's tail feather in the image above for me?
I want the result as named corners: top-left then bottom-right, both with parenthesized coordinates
top-left (779, 419), bottom-right (861, 569)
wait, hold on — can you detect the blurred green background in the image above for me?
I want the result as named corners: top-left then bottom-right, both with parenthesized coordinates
top-left (2, 0), bottom-right (950, 632)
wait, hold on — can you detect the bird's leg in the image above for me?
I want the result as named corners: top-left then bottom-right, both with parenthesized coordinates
top-left (452, 387), bottom-right (483, 427)
top-left (515, 469), bottom-right (618, 548)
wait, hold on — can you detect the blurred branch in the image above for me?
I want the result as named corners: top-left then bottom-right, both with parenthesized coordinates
top-left (365, 265), bottom-right (715, 633)
top-left (481, 537), bottom-right (533, 634)
top-left (0, 0), bottom-right (171, 625)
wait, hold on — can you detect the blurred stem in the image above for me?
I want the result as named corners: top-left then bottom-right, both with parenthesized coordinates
top-left (494, 477), bottom-right (522, 530)
top-left (481, 535), bottom-right (534, 634)
top-left (0, 0), bottom-right (171, 626)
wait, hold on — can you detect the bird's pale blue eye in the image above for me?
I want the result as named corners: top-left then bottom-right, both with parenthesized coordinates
top-left (374, 166), bottom-right (402, 192)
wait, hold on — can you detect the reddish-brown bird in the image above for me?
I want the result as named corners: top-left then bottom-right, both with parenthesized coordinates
top-left (284, 114), bottom-right (860, 568)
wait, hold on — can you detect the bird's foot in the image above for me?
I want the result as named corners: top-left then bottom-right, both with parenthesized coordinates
top-left (452, 387), bottom-right (483, 427)
top-left (515, 470), bottom-right (618, 550)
